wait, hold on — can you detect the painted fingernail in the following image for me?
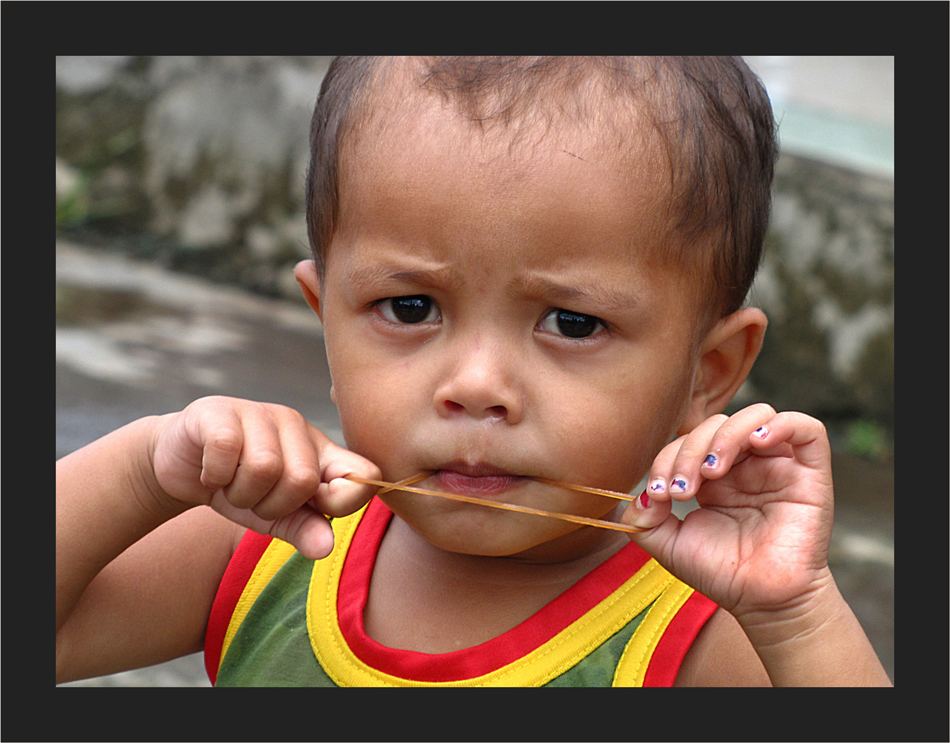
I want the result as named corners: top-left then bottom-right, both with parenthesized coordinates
top-left (670, 477), bottom-right (687, 494)
top-left (638, 491), bottom-right (651, 509)
top-left (753, 426), bottom-right (769, 439)
top-left (702, 454), bottom-right (718, 469)
top-left (648, 479), bottom-right (666, 494)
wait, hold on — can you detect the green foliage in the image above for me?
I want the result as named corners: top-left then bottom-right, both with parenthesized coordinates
top-left (844, 418), bottom-right (890, 461)
top-left (56, 169), bottom-right (90, 228)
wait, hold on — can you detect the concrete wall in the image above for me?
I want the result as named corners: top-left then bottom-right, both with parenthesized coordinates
top-left (55, 55), bottom-right (894, 447)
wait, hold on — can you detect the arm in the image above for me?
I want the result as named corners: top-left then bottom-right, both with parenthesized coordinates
top-left (625, 405), bottom-right (891, 686)
top-left (56, 396), bottom-right (380, 684)
top-left (56, 415), bottom-right (191, 638)
top-left (736, 574), bottom-right (891, 686)
top-left (56, 494), bottom-right (242, 682)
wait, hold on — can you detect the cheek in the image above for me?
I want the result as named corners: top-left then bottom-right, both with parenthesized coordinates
top-left (324, 336), bottom-right (377, 446)
top-left (548, 366), bottom-right (691, 488)
top-left (328, 350), bottom-right (424, 463)
top-left (545, 394), bottom-right (639, 486)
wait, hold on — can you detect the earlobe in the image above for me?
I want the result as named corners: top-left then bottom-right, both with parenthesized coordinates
top-left (678, 307), bottom-right (768, 434)
top-left (294, 260), bottom-right (323, 320)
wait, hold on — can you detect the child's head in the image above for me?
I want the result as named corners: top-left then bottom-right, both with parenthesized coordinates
top-left (306, 56), bottom-right (778, 333)
top-left (297, 57), bottom-right (775, 558)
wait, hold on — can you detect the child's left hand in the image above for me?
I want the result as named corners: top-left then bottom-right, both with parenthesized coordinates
top-left (621, 403), bottom-right (835, 624)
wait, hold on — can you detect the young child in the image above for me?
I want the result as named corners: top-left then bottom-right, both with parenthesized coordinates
top-left (56, 56), bottom-right (891, 686)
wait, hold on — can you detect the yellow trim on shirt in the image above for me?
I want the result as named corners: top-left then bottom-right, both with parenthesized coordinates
top-left (219, 537), bottom-right (298, 672)
top-left (612, 579), bottom-right (695, 686)
top-left (306, 506), bottom-right (676, 687)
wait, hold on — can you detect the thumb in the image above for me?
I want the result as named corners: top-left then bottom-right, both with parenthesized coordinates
top-left (208, 490), bottom-right (336, 560)
top-left (267, 505), bottom-right (336, 560)
top-left (620, 490), bottom-right (680, 566)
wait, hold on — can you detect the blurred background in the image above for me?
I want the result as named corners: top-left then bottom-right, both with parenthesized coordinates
top-left (56, 56), bottom-right (894, 686)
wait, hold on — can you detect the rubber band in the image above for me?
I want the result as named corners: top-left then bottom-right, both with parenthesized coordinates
top-left (344, 472), bottom-right (646, 534)
top-left (529, 477), bottom-right (637, 502)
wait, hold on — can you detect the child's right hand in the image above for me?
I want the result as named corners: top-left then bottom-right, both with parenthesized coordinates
top-left (149, 396), bottom-right (381, 559)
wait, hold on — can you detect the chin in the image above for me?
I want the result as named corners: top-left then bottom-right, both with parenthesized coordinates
top-left (387, 496), bottom-right (564, 557)
top-left (424, 519), bottom-right (553, 558)
top-left (427, 531), bottom-right (555, 559)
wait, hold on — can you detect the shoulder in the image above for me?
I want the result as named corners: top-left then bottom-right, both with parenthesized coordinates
top-left (674, 607), bottom-right (771, 686)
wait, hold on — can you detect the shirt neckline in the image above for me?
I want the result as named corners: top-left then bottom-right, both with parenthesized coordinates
top-left (333, 497), bottom-right (653, 683)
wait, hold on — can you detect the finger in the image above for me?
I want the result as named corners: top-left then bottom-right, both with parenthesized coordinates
top-left (664, 413), bottom-right (729, 500)
top-left (310, 436), bottom-right (382, 518)
top-left (249, 416), bottom-right (324, 522)
top-left (748, 411), bottom-right (830, 469)
top-left (697, 403), bottom-right (777, 482)
top-left (193, 404), bottom-right (244, 494)
top-left (219, 406), bottom-right (283, 511)
top-left (645, 435), bottom-right (685, 501)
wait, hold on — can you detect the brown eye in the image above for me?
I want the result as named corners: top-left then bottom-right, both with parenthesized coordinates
top-left (538, 308), bottom-right (605, 339)
top-left (378, 296), bottom-right (441, 324)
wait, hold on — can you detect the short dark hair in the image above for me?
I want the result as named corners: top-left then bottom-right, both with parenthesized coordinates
top-left (307, 56), bottom-right (777, 322)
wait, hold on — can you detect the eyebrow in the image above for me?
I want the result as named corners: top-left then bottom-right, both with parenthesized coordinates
top-left (516, 276), bottom-right (641, 312)
top-left (344, 262), bottom-right (640, 311)
top-left (344, 263), bottom-right (460, 292)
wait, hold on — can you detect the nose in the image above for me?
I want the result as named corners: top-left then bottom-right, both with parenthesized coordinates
top-left (434, 337), bottom-right (523, 424)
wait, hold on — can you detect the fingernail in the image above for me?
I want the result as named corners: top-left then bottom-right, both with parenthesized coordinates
top-left (638, 491), bottom-right (651, 509)
top-left (753, 426), bottom-right (769, 439)
top-left (648, 479), bottom-right (666, 494)
top-left (670, 477), bottom-right (687, 494)
top-left (702, 454), bottom-right (718, 469)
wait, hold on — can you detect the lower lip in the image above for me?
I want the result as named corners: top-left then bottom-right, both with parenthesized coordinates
top-left (434, 470), bottom-right (523, 496)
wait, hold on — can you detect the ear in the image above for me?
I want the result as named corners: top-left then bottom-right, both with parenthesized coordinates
top-left (678, 307), bottom-right (768, 435)
top-left (295, 259), bottom-right (337, 403)
top-left (294, 260), bottom-right (323, 320)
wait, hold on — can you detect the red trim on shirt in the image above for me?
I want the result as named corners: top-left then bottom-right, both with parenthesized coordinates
top-left (336, 497), bottom-right (654, 683)
top-left (204, 530), bottom-right (273, 685)
top-left (641, 589), bottom-right (718, 687)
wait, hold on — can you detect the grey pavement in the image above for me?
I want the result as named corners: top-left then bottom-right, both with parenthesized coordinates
top-left (56, 244), bottom-right (336, 687)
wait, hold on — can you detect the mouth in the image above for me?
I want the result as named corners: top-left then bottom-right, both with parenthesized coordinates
top-left (431, 462), bottom-right (527, 496)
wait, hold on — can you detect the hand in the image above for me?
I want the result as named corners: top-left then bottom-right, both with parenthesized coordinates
top-left (149, 396), bottom-right (381, 560)
top-left (622, 404), bottom-right (835, 622)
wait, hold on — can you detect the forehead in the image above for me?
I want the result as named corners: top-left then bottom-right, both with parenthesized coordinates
top-left (336, 64), bottom-right (677, 262)
top-left (345, 58), bottom-right (664, 167)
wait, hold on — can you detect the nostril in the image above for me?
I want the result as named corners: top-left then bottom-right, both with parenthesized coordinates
top-left (440, 399), bottom-right (508, 419)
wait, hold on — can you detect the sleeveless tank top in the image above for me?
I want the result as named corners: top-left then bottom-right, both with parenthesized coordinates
top-left (206, 497), bottom-right (716, 686)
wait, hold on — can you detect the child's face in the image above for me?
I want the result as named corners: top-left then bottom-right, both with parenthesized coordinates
top-left (315, 95), bottom-right (706, 561)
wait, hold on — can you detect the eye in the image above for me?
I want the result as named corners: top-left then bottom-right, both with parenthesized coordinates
top-left (537, 309), bottom-right (606, 339)
top-left (376, 295), bottom-right (441, 324)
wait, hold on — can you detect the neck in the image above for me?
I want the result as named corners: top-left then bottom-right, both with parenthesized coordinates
top-left (364, 513), bottom-right (630, 653)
